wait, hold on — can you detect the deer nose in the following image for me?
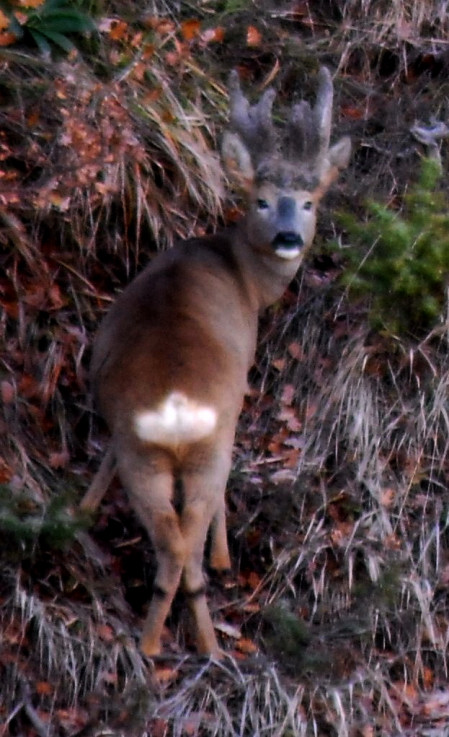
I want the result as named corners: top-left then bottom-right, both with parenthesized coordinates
top-left (272, 231), bottom-right (304, 249)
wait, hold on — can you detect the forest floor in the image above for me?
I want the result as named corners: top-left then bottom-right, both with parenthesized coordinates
top-left (2, 1), bottom-right (449, 735)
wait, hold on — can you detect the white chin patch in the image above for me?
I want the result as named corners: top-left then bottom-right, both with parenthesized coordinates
top-left (134, 391), bottom-right (217, 446)
top-left (274, 247), bottom-right (302, 260)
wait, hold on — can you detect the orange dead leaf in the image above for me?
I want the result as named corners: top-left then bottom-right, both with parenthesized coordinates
top-left (48, 283), bottom-right (66, 310)
top-left (0, 31), bottom-right (17, 46)
top-left (131, 61), bottom-right (146, 82)
top-left (36, 681), bottom-right (53, 696)
top-left (165, 50), bottom-right (180, 67)
top-left (236, 637), bottom-right (258, 654)
top-left (287, 341), bottom-right (303, 360)
top-left (281, 383), bottom-right (296, 406)
top-left (421, 665), bottom-right (434, 689)
top-left (26, 110), bottom-right (40, 127)
top-left (0, 459), bottom-right (13, 484)
top-left (149, 719), bottom-right (170, 737)
top-left (0, 10), bottom-right (9, 31)
top-left (181, 18), bottom-right (201, 41)
top-left (247, 25), bottom-right (262, 47)
top-left (154, 665), bottom-right (179, 683)
top-left (96, 624), bottom-right (115, 642)
top-left (243, 601), bottom-right (261, 614)
top-left (108, 19), bottom-right (128, 41)
top-left (49, 450), bottom-right (70, 469)
top-left (130, 30), bottom-right (143, 48)
top-left (1, 380), bottom-right (14, 404)
top-left (384, 534), bottom-right (401, 550)
top-left (200, 26), bottom-right (225, 44)
top-left (18, 373), bottom-right (41, 399)
top-left (271, 357), bottom-right (286, 371)
top-left (144, 16), bottom-right (175, 35)
top-left (0, 295), bottom-right (18, 318)
top-left (341, 105), bottom-right (366, 120)
top-left (277, 406), bottom-right (302, 432)
top-left (13, 11), bottom-right (27, 24)
top-left (15, 0), bottom-right (45, 7)
top-left (380, 487), bottom-right (396, 508)
top-left (49, 192), bottom-right (71, 211)
top-left (142, 43), bottom-right (155, 61)
top-left (247, 570), bottom-right (261, 590)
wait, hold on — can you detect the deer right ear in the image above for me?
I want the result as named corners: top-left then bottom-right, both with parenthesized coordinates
top-left (328, 136), bottom-right (352, 171)
top-left (221, 131), bottom-right (254, 194)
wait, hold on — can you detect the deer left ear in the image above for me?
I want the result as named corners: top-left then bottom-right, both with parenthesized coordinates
top-left (328, 136), bottom-right (352, 171)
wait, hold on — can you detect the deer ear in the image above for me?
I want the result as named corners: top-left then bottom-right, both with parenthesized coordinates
top-left (221, 131), bottom-right (255, 193)
top-left (328, 136), bottom-right (351, 171)
top-left (316, 136), bottom-right (352, 198)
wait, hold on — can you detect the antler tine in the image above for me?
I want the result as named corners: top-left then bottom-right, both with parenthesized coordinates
top-left (286, 66), bottom-right (336, 172)
top-left (314, 66), bottom-right (333, 162)
top-left (288, 99), bottom-right (318, 161)
top-left (228, 71), bottom-right (277, 162)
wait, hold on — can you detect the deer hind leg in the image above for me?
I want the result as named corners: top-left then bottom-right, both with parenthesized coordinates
top-left (180, 452), bottom-right (232, 655)
top-left (209, 496), bottom-right (231, 571)
top-left (116, 452), bottom-right (185, 657)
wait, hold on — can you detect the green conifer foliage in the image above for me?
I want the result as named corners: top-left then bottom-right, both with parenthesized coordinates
top-left (342, 159), bottom-right (449, 336)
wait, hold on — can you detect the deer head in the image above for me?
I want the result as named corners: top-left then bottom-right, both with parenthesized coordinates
top-left (222, 67), bottom-right (351, 261)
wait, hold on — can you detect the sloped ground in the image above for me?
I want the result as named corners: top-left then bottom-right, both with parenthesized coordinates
top-left (2, 1), bottom-right (449, 735)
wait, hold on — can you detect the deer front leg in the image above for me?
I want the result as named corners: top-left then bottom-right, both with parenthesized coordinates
top-left (80, 445), bottom-right (116, 512)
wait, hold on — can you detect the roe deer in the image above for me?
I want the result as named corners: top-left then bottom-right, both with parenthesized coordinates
top-left (81, 68), bottom-right (351, 656)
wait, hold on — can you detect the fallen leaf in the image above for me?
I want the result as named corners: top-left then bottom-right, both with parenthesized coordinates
top-left (36, 681), bottom-right (53, 696)
top-left (200, 26), bottom-right (225, 44)
top-left (109, 20), bottom-right (128, 41)
top-left (1, 380), bottom-right (14, 404)
top-left (287, 342), bottom-right (303, 360)
top-left (0, 10), bottom-right (9, 31)
top-left (181, 18), bottom-right (201, 41)
top-left (49, 450), bottom-right (70, 469)
top-left (247, 25), bottom-right (262, 46)
top-left (236, 637), bottom-right (258, 654)
top-left (96, 624), bottom-right (115, 642)
top-left (0, 31), bottom-right (17, 46)
top-left (154, 665), bottom-right (179, 683)
top-left (214, 621), bottom-right (241, 640)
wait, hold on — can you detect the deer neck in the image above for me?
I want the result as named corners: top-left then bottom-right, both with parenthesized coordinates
top-left (232, 219), bottom-right (302, 310)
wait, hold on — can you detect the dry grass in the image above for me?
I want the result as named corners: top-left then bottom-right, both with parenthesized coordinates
top-left (2, 2), bottom-right (449, 735)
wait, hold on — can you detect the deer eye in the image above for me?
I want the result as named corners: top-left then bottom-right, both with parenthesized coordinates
top-left (257, 198), bottom-right (269, 210)
top-left (303, 201), bottom-right (314, 211)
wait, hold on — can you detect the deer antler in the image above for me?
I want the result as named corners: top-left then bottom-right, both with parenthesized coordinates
top-left (288, 67), bottom-right (334, 173)
top-left (228, 70), bottom-right (277, 165)
top-left (226, 67), bottom-right (349, 187)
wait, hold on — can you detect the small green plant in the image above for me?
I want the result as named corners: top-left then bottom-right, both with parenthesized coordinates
top-left (341, 158), bottom-right (449, 336)
top-left (4, 0), bottom-right (96, 56)
top-left (0, 485), bottom-right (84, 560)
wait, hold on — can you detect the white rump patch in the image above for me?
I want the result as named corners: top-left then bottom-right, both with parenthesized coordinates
top-left (134, 392), bottom-right (217, 446)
